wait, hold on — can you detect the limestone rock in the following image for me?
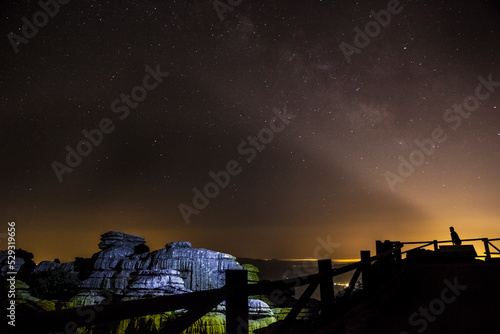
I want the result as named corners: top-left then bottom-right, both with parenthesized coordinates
top-left (78, 232), bottom-right (148, 294)
top-left (120, 253), bottom-right (151, 271)
top-left (216, 299), bottom-right (274, 317)
top-left (64, 288), bottom-right (117, 308)
top-left (42, 232), bottom-right (244, 300)
top-left (166, 241), bottom-right (192, 249)
top-left (148, 241), bottom-right (242, 291)
top-left (242, 264), bottom-right (260, 284)
top-left (33, 260), bottom-right (75, 273)
top-left (15, 280), bottom-right (31, 299)
top-left (98, 231), bottom-right (146, 252)
top-left (92, 231), bottom-right (146, 270)
top-left (125, 269), bottom-right (190, 298)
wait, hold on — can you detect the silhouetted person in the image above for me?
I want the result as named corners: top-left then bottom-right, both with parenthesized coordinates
top-left (450, 226), bottom-right (462, 245)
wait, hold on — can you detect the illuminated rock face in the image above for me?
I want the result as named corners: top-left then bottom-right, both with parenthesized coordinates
top-left (78, 231), bottom-right (149, 294)
top-left (34, 261), bottom-right (75, 273)
top-left (34, 231), bottom-right (243, 298)
top-left (125, 269), bottom-right (190, 298)
top-left (148, 241), bottom-right (243, 291)
top-left (93, 231), bottom-right (148, 270)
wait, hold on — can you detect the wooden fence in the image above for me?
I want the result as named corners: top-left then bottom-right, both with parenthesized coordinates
top-left (399, 237), bottom-right (500, 260)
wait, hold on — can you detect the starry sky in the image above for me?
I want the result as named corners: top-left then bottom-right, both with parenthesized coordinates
top-left (1, 0), bottom-right (499, 263)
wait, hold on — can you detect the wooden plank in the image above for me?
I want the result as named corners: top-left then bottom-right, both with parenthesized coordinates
top-left (278, 281), bottom-right (319, 332)
top-left (318, 259), bottom-right (335, 317)
top-left (483, 238), bottom-right (491, 260)
top-left (488, 241), bottom-right (500, 253)
top-left (226, 270), bottom-right (248, 334)
top-left (159, 291), bottom-right (226, 334)
top-left (342, 267), bottom-right (362, 302)
top-left (360, 250), bottom-right (372, 294)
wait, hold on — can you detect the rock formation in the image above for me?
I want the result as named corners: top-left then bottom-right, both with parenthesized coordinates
top-left (34, 260), bottom-right (74, 273)
top-left (125, 269), bottom-right (189, 298)
top-left (32, 231), bottom-right (247, 301)
top-left (27, 231), bottom-right (306, 333)
top-left (76, 231), bottom-right (149, 295)
top-left (149, 241), bottom-right (242, 291)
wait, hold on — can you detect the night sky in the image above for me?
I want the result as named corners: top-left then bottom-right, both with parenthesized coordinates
top-left (1, 0), bottom-right (499, 263)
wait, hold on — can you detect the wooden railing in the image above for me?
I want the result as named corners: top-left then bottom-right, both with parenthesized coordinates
top-left (22, 237), bottom-right (499, 334)
top-left (399, 237), bottom-right (500, 260)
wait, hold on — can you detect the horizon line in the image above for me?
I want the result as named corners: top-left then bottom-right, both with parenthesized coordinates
top-left (253, 258), bottom-right (361, 263)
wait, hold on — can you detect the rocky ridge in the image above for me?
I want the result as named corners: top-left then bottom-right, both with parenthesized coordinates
top-left (28, 231), bottom-right (285, 333)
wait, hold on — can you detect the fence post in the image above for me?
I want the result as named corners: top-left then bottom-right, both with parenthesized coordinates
top-left (376, 240), bottom-right (383, 255)
top-left (393, 241), bottom-right (402, 269)
top-left (483, 238), bottom-right (491, 261)
top-left (376, 241), bottom-right (391, 275)
top-left (360, 250), bottom-right (372, 293)
top-left (226, 270), bottom-right (248, 334)
top-left (433, 240), bottom-right (438, 252)
top-left (318, 259), bottom-right (335, 317)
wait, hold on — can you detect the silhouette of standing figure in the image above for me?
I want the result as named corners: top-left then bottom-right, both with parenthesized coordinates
top-left (450, 226), bottom-right (462, 245)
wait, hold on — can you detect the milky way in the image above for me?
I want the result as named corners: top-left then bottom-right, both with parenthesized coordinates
top-left (1, 0), bottom-right (499, 261)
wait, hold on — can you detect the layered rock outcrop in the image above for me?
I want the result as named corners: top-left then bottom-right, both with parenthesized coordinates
top-left (125, 269), bottom-right (189, 298)
top-left (77, 232), bottom-right (149, 295)
top-left (34, 261), bottom-right (74, 273)
top-left (33, 231), bottom-right (246, 300)
top-left (150, 241), bottom-right (242, 291)
top-left (29, 231), bottom-right (284, 333)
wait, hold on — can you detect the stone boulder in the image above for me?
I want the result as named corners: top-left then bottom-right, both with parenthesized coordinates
top-left (148, 241), bottom-right (243, 291)
top-left (93, 231), bottom-right (147, 270)
top-left (33, 261), bottom-right (75, 273)
top-left (78, 231), bottom-right (148, 294)
top-left (124, 269), bottom-right (190, 299)
top-left (215, 299), bottom-right (274, 317)
top-left (242, 264), bottom-right (260, 284)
